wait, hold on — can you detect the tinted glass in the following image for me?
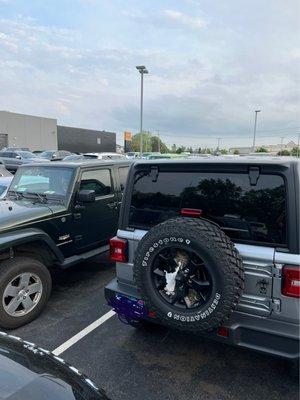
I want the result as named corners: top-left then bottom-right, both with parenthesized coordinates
top-left (80, 169), bottom-right (112, 197)
top-left (129, 171), bottom-right (287, 246)
top-left (118, 167), bottom-right (129, 188)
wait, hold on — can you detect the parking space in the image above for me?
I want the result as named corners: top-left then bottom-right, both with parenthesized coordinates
top-left (6, 254), bottom-right (299, 400)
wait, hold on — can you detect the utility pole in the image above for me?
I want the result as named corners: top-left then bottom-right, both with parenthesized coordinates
top-left (252, 110), bottom-right (261, 152)
top-left (156, 130), bottom-right (160, 152)
top-left (297, 132), bottom-right (300, 158)
top-left (136, 65), bottom-right (149, 157)
top-left (216, 137), bottom-right (222, 152)
top-left (280, 136), bottom-right (284, 154)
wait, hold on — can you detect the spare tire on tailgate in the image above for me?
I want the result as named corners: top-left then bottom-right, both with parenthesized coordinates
top-left (134, 217), bottom-right (244, 331)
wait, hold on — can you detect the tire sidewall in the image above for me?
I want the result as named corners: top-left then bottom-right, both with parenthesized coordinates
top-left (0, 258), bottom-right (52, 329)
top-left (134, 220), bottom-right (239, 330)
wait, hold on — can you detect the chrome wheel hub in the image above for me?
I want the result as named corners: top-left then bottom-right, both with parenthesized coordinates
top-left (2, 272), bottom-right (43, 317)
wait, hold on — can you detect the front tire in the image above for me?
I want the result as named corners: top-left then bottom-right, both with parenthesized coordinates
top-left (0, 257), bottom-right (52, 329)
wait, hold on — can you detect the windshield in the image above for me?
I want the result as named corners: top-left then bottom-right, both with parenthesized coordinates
top-left (40, 151), bottom-right (54, 159)
top-left (18, 151), bottom-right (37, 159)
top-left (0, 184), bottom-right (7, 196)
top-left (9, 166), bottom-right (74, 198)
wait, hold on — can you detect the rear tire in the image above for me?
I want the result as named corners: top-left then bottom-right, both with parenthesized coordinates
top-left (134, 217), bottom-right (244, 332)
top-left (0, 257), bottom-right (52, 329)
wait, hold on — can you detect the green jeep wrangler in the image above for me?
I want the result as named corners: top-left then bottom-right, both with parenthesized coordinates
top-left (0, 160), bottom-right (130, 328)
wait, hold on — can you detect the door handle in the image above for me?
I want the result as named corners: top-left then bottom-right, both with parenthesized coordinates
top-left (107, 202), bottom-right (118, 209)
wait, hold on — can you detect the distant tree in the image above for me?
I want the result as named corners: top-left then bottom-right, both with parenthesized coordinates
top-left (233, 149), bottom-right (239, 155)
top-left (131, 132), bottom-right (169, 153)
top-left (255, 147), bottom-right (268, 153)
top-left (201, 147), bottom-right (212, 154)
top-left (291, 147), bottom-right (299, 157)
top-left (277, 149), bottom-right (290, 156)
top-left (220, 149), bottom-right (228, 155)
top-left (176, 146), bottom-right (186, 154)
top-left (171, 144), bottom-right (177, 153)
top-left (187, 146), bottom-right (193, 153)
top-left (197, 147), bottom-right (202, 154)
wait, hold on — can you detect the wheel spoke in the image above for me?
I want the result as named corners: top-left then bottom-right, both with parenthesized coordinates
top-left (6, 298), bottom-right (21, 314)
top-left (190, 278), bottom-right (210, 293)
top-left (21, 296), bottom-right (34, 311)
top-left (19, 273), bottom-right (31, 287)
top-left (27, 282), bottom-right (42, 296)
top-left (153, 268), bottom-right (165, 277)
top-left (4, 284), bottom-right (19, 298)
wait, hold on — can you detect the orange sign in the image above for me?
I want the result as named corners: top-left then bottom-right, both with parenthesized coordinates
top-left (124, 131), bottom-right (132, 141)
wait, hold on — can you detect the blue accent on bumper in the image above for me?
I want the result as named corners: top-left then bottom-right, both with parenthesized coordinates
top-left (108, 293), bottom-right (149, 324)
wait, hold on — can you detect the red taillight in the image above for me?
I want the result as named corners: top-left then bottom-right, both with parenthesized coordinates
top-left (282, 265), bottom-right (300, 298)
top-left (180, 208), bottom-right (202, 217)
top-left (217, 326), bottom-right (229, 338)
top-left (109, 237), bottom-right (128, 263)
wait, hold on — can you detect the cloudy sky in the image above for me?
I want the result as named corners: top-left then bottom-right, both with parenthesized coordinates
top-left (0, 0), bottom-right (299, 149)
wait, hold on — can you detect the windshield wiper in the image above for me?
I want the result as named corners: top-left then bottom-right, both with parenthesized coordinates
top-left (7, 190), bottom-right (24, 200)
top-left (22, 192), bottom-right (48, 203)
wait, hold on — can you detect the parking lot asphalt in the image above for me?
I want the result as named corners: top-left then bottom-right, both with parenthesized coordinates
top-left (5, 253), bottom-right (299, 400)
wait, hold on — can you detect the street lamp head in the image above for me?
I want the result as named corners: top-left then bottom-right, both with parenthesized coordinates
top-left (255, 110), bottom-right (261, 113)
top-left (136, 65), bottom-right (149, 74)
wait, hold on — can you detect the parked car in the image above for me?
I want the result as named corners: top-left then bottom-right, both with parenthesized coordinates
top-left (39, 150), bottom-right (72, 161)
top-left (0, 159), bottom-right (130, 328)
top-left (0, 164), bottom-right (13, 198)
top-left (1, 147), bottom-right (30, 151)
top-left (141, 152), bottom-right (161, 159)
top-left (105, 157), bottom-right (300, 360)
top-left (0, 150), bottom-right (47, 172)
top-left (125, 152), bottom-right (139, 159)
top-left (63, 154), bottom-right (98, 162)
top-left (0, 332), bottom-right (110, 399)
top-left (85, 152), bottom-right (127, 160)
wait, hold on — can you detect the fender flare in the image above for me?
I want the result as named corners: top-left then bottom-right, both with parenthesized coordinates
top-left (0, 228), bottom-right (64, 264)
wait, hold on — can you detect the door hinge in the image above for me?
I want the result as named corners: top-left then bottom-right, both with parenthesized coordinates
top-left (248, 166), bottom-right (260, 186)
top-left (271, 298), bottom-right (281, 314)
top-left (273, 264), bottom-right (282, 278)
top-left (74, 235), bottom-right (83, 243)
top-left (150, 166), bottom-right (159, 182)
top-left (73, 213), bottom-right (81, 221)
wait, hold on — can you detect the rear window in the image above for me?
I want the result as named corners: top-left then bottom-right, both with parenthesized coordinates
top-left (129, 171), bottom-right (287, 246)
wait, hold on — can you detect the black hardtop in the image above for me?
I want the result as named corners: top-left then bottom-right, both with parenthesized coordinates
top-left (133, 156), bottom-right (299, 168)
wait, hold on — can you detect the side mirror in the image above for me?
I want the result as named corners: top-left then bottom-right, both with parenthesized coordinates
top-left (77, 189), bottom-right (95, 203)
top-left (15, 155), bottom-right (21, 160)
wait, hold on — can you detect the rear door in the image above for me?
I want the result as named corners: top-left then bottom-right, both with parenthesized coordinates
top-left (73, 166), bottom-right (119, 252)
top-left (127, 163), bottom-right (289, 317)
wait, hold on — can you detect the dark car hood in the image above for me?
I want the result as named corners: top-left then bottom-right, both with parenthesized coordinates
top-left (0, 334), bottom-right (109, 400)
top-left (0, 199), bottom-right (54, 232)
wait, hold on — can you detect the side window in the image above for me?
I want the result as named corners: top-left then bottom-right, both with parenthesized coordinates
top-left (80, 169), bottom-right (112, 197)
top-left (118, 167), bottom-right (129, 190)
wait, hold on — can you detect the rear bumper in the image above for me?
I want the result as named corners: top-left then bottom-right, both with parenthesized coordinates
top-left (105, 278), bottom-right (300, 360)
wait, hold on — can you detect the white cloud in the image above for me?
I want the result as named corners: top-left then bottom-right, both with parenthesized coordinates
top-left (164, 9), bottom-right (206, 30)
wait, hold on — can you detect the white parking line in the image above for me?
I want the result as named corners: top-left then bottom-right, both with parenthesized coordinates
top-left (52, 310), bottom-right (116, 356)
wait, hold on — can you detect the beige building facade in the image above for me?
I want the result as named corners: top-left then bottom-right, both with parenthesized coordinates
top-left (0, 111), bottom-right (57, 151)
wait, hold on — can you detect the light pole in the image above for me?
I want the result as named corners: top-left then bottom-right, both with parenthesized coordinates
top-left (252, 110), bottom-right (261, 152)
top-left (280, 136), bottom-right (285, 154)
top-left (136, 65), bottom-right (149, 157)
top-left (216, 137), bottom-right (222, 152)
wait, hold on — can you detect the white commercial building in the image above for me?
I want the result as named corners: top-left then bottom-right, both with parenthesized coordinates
top-left (0, 110), bottom-right (57, 151)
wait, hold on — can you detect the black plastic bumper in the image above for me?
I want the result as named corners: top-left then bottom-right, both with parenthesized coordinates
top-left (105, 278), bottom-right (300, 360)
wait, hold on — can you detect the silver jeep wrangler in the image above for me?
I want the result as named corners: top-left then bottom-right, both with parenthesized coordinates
top-left (105, 157), bottom-right (300, 360)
